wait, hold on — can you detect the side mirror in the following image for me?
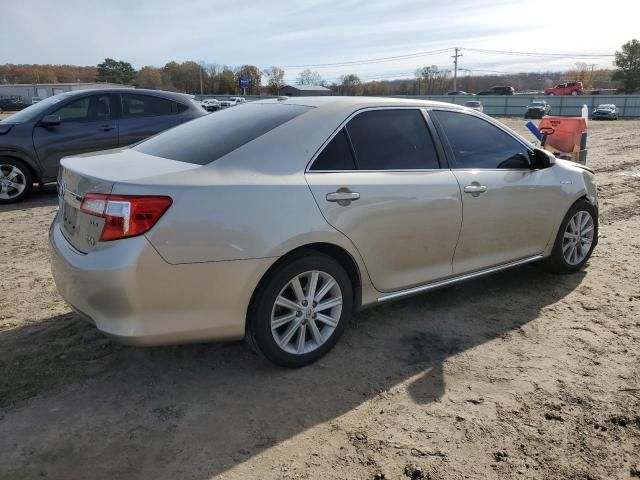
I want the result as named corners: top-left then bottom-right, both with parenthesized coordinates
top-left (531, 148), bottom-right (555, 169)
top-left (41, 115), bottom-right (61, 127)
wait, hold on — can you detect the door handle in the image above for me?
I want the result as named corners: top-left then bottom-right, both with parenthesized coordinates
top-left (463, 184), bottom-right (487, 196)
top-left (99, 125), bottom-right (116, 132)
top-left (326, 190), bottom-right (360, 205)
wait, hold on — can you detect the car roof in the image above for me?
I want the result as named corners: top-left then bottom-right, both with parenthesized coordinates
top-left (55, 88), bottom-right (194, 103)
top-left (250, 96), bottom-right (467, 111)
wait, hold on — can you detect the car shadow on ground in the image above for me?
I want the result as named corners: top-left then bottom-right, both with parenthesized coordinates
top-left (0, 183), bottom-right (57, 212)
top-left (0, 265), bottom-right (585, 479)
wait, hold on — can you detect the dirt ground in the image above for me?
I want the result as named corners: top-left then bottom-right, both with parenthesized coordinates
top-left (1, 117), bottom-right (639, 480)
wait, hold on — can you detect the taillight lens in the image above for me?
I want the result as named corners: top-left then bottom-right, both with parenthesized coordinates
top-left (80, 194), bottom-right (172, 241)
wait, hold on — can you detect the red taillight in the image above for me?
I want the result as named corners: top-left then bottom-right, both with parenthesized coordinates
top-left (80, 193), bottom-right (172, 241)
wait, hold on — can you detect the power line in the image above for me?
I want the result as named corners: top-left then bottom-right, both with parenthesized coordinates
top-left (280, 48), bottom-right (450, 69)
top-left (462, 47), bottom-right (614, 58)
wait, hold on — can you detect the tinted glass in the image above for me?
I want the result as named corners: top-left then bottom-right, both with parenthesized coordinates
top-left (134, 104), bottom-right (310, 165)
top-left (122, 94), bottom-right (175, 118)
top-left (311, 129), bottom-right (356, 170)
top-left (346, 109), bottom-right (439, 170)
top-left (54, 94), bottom-right (111, 122)
top-left (432, 110), bottom-right (530, 169)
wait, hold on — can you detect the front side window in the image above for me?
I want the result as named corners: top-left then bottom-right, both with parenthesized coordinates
top-left (432, 110), bottom-right (530, 169)
top-left (122, 94), bottom-right (176, 118)
top-left (54, 95), bottom-right (111, 122)
top-left (346, 109), bottom-right (440, 170)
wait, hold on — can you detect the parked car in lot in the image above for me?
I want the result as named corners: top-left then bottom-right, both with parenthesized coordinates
top-left (592, 104), bottom-right (618, 120)
top-left (0, 88), bottom-right (205, 203)
top-left (464, 100), bottom-right (483, 112)
top-left (524, 100), bottom-right (551, 119)
top-left (545, 81), bottom-right (583, 96)
top-left (202, 99), bottom-right (221, 112)
top-left (447, 91), bottom-right (468, 95)
top-left (477, 86), bottom-right (515, 95)
top-left (230, 96), bottom-right (246, 104)
top-left (219, 98), bottom-right (237, 108)
top-left (50, 97), bottom-right (599, 367)
top-left (0, 97), bottom-right (30, 113)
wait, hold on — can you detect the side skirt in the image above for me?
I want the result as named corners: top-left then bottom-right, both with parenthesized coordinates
top-left (377, 255), bottom-right (545, 303)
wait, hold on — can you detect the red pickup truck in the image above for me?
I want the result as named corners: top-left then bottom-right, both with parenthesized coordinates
top-left (545, 81), bottom-right (584, 96)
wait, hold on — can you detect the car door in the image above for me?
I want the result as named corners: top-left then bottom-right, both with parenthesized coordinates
top-left (430, 109), bottom-right (564, 274)
top-left (117, 93), bottom-right (185, 146)
top-left (32, 93), bottom-right (118, 179)
top-left (305, 108), bottom-right (462, 293)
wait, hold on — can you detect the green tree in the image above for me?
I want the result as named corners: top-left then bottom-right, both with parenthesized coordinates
top-left (263, 66), bottom-right (285, 95)
top-left (96, 58), bottom-right (135, 84)
top-left (613, 39), bottom-right (640, 93)
top-left (340, 74), bottom-right (363, 95)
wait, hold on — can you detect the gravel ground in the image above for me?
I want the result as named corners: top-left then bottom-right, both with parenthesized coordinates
top-left (0, 117), bottom-right (639, 480)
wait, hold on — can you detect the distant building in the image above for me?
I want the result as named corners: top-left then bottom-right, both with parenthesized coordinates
top-left (0, 82), bottom-right (127, 102)
top-left (278, 84), bottom-right (331, 96)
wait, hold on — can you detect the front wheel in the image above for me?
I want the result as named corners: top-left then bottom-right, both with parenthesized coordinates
top-left (544, 199), bottom-right (598, 274)
top-left (246, 251), bottom-right (354, 367)
top-left (0, 158), bottom-right (33, 204)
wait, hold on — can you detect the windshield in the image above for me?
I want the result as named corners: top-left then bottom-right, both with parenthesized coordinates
top-left (465, 101), bottom-right (480, 107)
top-left (530, 102), bottom-right (545, 106)
top-left (597, 105), bottom-right (614, 109)
top-left (1, 94), bottom-right (68, 124)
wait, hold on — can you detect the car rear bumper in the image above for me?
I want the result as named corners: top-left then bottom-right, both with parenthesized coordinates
top-left (49, 217), bottom-right (275, 345)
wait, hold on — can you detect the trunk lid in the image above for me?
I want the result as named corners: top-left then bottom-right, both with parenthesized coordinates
top-left (57, 148), bottom-right (200, 253)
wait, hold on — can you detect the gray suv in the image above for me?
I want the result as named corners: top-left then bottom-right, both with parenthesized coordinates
top-left (0, 88), bottom-right (205, 203)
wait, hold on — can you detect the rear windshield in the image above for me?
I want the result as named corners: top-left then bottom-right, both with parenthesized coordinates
top-left (134, 103), bottom-right (311, 165)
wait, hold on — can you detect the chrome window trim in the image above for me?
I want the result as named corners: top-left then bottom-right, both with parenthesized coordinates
top-left (305, 105), bottom-right (446, 173)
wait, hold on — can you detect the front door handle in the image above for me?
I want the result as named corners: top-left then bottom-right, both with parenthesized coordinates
top-left (99, 125), bottom-right (116, 132)
top-left (463, 184), bottom-right (487, 196)
top-left (326, 190), bottom-right (360, 206)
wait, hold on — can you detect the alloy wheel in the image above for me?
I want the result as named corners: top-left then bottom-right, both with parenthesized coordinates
top-left (562, 210), bottom-right (594, 265)
top-left (270, 270), bottom-right (343, 355)
top-left (0, 164), bottom-right (27, 200)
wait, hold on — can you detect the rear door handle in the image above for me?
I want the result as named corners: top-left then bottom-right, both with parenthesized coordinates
top-left (99, 125), bottom-right (116, 132)
top-left (463, 184), bottom-right (487, 196)
top-left (326, 190), bottom-right (360, 205)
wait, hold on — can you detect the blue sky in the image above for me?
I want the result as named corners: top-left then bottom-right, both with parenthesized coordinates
top-left (2, 0), bottom-right (636, 82)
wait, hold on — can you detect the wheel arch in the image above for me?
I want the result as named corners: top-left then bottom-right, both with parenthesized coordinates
top-left (0, 150), bottom-right (43, 183)
top-left (246, 242), bottom-right (364, 333)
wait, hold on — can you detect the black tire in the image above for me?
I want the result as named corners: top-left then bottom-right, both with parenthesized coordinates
top-left (0, 157), bottom-right (33, 204)
top-left (544, 198), bottom-right (598, 274)
top-left (246, 250), bottom-right (354, 368)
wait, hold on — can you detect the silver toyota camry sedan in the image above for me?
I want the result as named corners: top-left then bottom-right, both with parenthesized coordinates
top-left (50, 97), bottom-right (598, 367)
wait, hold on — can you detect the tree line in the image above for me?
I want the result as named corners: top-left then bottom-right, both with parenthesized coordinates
top-left (1, 39), bottom-right (638, 95)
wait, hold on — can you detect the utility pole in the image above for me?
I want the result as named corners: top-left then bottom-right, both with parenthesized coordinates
top-left (588, 63), bottom-right (596, 89)
top-left (452, 47), bottom-right (462, 91)
top-left (199, 65), bottom-right (204, 98)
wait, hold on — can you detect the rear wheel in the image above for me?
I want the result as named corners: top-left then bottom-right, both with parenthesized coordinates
top-left (0, 158), bottom-right (32, 204)
top-left (246, 251), bottom-right (353, 367)
top-left (545, 199), bottom-right (597, 274)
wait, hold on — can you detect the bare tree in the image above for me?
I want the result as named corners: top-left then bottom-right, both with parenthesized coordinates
top-left (263, 66), bottom-right (285, 95)
top-left (296, 69), bottom-right (324, 85)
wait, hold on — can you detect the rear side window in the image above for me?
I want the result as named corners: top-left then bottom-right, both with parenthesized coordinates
top-left (346, 109), bottom-right (439, 170)
top-left (122, 94), bottom-right (177, 118)
top-left (311, 128), bottom-right (356, 171)
top-left (432, 110), bottom-right (530, 169)
top-left (134, 104), bottom-right (311, 165)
